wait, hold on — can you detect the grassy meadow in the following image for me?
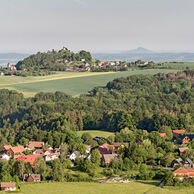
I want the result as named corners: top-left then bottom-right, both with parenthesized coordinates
top-left (2, 181), bottom-right (193, 194)
top-left (161, 62), bottom-right (194, 70)
top-left (77, 130), bottom-right (114, 138)
top-left (0, 69), bottom-right (177, 97)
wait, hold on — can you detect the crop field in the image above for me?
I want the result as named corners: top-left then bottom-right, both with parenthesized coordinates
top-left (161, 62), bottom-right (194, 70)
top-left (3, 181), bottom-right (193, 194)
top-left (0, 69), bottom-right (177, 97)
top-left (77, 130), bottom-right (114, 138)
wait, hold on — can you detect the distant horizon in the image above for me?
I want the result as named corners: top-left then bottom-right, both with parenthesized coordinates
top-left (1, 46), bottom-right (194, 55)
top-left (0, 0), bottom-right (194, 53)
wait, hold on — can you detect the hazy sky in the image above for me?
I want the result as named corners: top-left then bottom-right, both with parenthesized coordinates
top-left (0, 0), bottom-right (194, 53)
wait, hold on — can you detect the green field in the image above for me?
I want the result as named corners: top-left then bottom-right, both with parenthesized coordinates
top-left (3, 181), bottom-right (193, 194)
top-left (161, 62), bottom-right (194, 70)
top-left (0, 69), bottom-right (177, 97)
top-left (77, 130), bottom-right (114, 138)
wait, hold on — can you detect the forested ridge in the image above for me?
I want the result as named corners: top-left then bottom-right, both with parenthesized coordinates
top-left (0, 70), bottom-right (193, 148)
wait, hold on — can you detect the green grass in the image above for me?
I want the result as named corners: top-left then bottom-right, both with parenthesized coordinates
top-left (0, 69), bottom-right (177, 97)
top-left (3, 181), bottom-right (193, 194)
top-left (161, 62), bottom-right (194, 70)
top-left (77, 130), bottom-right (114, 138)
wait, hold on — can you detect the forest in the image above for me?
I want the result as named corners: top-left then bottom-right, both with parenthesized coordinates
top-left (0, 70), bottom-right (193, 147)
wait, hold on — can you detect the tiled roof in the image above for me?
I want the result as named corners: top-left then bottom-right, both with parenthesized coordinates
top-left (10, 146), bottom-right (25, 154)
top-left (103, 154), bottom-right (118, 164)
top-left (17, 154), bottom-right (42, 166)
top-left (181, 134), bottom-right (194, 141)
top-left (160, 133), bottom-right (166, 137)
top-left (100, 143), bottom-right (114, 149)
top-left (173, 167), bottom-right (194, 176)
top-left (0, 182), bottom-right (16, 188)
top-left (179, 147), bottom-right (189, 153)
top-left (3, 145), bottom-right (12, 150)
top-left (28, 141), bottom-right (44, 148)
top-left (173, 130), bottom-right (185, 134)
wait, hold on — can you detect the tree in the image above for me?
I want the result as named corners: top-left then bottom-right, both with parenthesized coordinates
top-left (59, 144), bottom-right (68, 162)
top-left (33, 157), bottom-right (48, 180)
top-left (91, 149), bottom-right (101, 166)
top-left (118, 113), bottom-right (136, 131)
top-left (13, 160), bottom-right (25, 179)
top-left (51, 159), bottom-right (64, 181)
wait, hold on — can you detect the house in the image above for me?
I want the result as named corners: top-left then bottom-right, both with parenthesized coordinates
top-left (7, 146), bottom-right (25, 158)
top-left (100, 143), bottom-right (114, 149)
top-left (172, 158), bottom-right (184, 168)
top-left (173, 130), bottom-right (185, 138)
top-left (181, 134), bottom-right (194, 144)
top-left (160, 133), bottom-right (166, 137)
top-left (102, 154), bottom-right (118, 166)
top-left (0, 182), bottom-right (16, 191)
top-left (85, 145), bottom-right (91, 154)
top-left (113, 142), bottom-right (129, 150)
top-left (23, 174), bottom-right (41, 182)
top-left (179, 147), bottom-right (189, 156)
top-left (33, 149), bottom-right (44, 155)
top-left (184, 158), bottom-right (194, 168)
top-left (173, 167), bottom-right (194, 178)
top-left (0, 154), bottom-right (10, 161)
top-left (0, 145), bottom-right (12, 154)
top-left (53, 148), bottom-right (60, 154)
top-left (97, 147), bottom-right (114, 158)
top-left (44, 153), bottom-right (59, 161)
top-left (69, 151), bottom-right (85, 161)
top-left (17, 154), bottom-right (41, 166)
top-left (27, 141), bottom-right (44, 149)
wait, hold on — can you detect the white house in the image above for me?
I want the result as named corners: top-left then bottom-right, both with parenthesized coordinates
top-left (69, 151), bottom-right (85, 161)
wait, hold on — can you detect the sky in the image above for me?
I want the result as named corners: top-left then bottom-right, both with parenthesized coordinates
top-left (0, 0), bottom-right (194, 53)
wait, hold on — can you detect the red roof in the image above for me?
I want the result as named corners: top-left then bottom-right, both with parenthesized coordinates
top-left (100, 143), bottom-right (114, 149)
top-left (173, 130), bottom-right (185, 134)
top-left (173, 167), bottom-right (194, 177)
top-left (0, 182), bottom-right (16, 188)
top-left (3, 145), bottom-right (12, 150)
top-left (17, 154), bottom-right (42, 166)
top-left (9, 145), bottom-right (25, 154)
top-left (160, 133), bottom-right (166, 137)
top-left (28, 141), bottom-right (44, 148)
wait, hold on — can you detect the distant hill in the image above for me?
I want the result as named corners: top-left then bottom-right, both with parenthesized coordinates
top-left (0, 53), bottom-right (29, 59)
top-left (92, 48), bottom-right (194, 62)
top-left (122, 47), bottom-right (155, 54)
top-left (0, 53), bottom-right (30, 67)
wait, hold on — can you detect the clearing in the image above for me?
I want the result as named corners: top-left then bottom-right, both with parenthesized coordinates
top-left (77, 130), bottom-right (114, 138)
top-left (0, 69), bottom-right (177, 97)
top-left (4, 181), bottom-right (193, 194)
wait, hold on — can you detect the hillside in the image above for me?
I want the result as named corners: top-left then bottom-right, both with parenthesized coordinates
top-left (0, 70), bottom-right (193, 147)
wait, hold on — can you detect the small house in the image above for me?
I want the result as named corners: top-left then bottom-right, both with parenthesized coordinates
top-left (69, 151), bottom-right (85, 161)
top-left (113, 142), bottom-right (129, 150)
top-left (173, 167), bottom-right (194, 178)
top-left (178, 147), bottom-right (189, 156)
top-left (28, 141), bottom-right (44, 149)
top-left (0, 182), bottom-right (16, 191)
top-left (23, 174), bottom-right (41, 182)
top-left (102, 154), bottom-right (118, 166)
top-left (172, 158), bottom-right (184, 168)
top-left (173, 130), bottom-right (185, 138)
top-left (181, 134), bottom-right (194, 144)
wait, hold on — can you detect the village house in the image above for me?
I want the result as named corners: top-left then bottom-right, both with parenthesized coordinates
top-left (173, 130), bottom-right (185, 138)
top-left (113, 142), bottom-right (129, 150)
top-left (27, 141), bottom-right (44, 150)
top-left (184, 158), bottom-right (194, 168)
top-left (85, 145), bottom-right (91, 154)
top-left (102, 154), bottom-right (118, 166)
top-left (181, 134), bottom-right (194, 144)
top-left (6, 145), bottom-right (26, 159)
top-left (23, 174), bottom-right (41, 182)
top-left (172, 158), bottom-right (184, 168)
top-left (17, 154), bottom-right (41, 166)
top-left (160, 133), bottom-right (166, 137)
top-left (69, 151), bottom-right (85, 161)
top-left (97, 147), bottom-right (114, 158)
top-left (173, 167), bottom-right (194, 178)
top-left (0, 182), bottom-right (16, 191)
top-left (0, 145), bottom-right (12, 154)
top-left (44, 153), bottom-right (59, 161)
top-left (0, 154), bottom-right (10, 161)
top-left (179, 147), bottom-right (189, 156)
